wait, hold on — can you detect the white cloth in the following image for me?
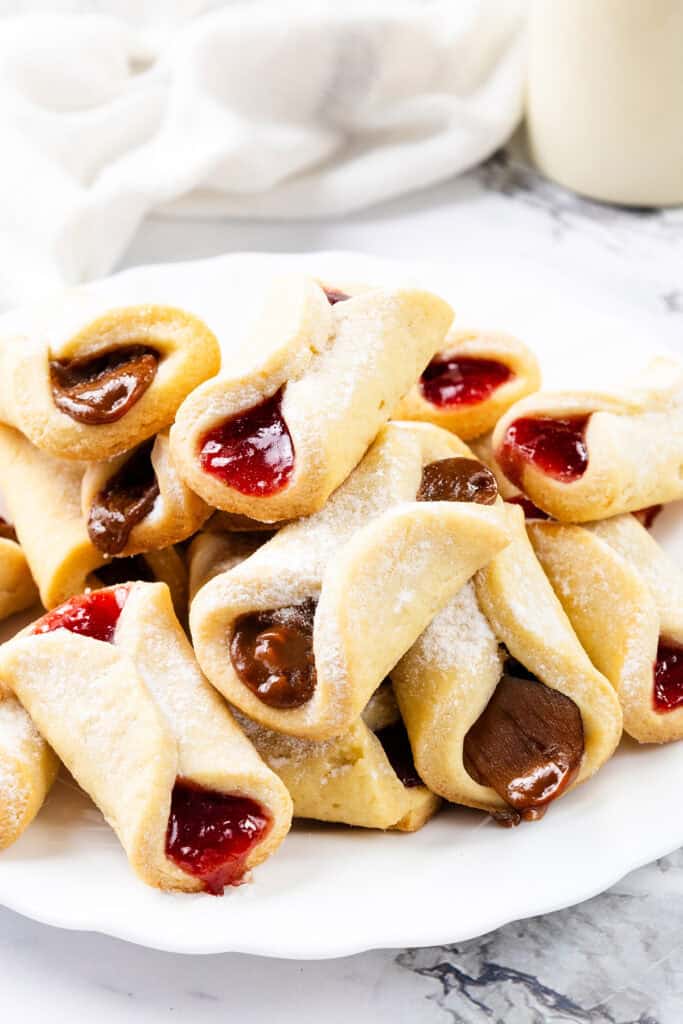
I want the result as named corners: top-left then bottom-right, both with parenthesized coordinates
top-left (0, 1), bottom-right (526, 307)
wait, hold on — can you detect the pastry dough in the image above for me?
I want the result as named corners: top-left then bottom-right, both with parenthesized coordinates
top-left (0, 582), bottom-right (292, 892)
top-left (395, 328), bottom-right (541, 440)
top-left (0, 425), bottom-right (191, 611)
top-left (170, 275), bottom-right (453, 523)
top-left (188, 530), bottom-right (265, 603)
top-left (81, 430), bottom-right (211, 557)
top-left (391, 504), bottom-right (623, 820)
top-left (529, 514), bottom-right (683, 743)
top-left (0, 534), bottom-right (38, 622)
top-left (492, 357), bottom-right (683, 522)
top-left (235, 684), bottom-right (440, 832)
top-left (0, 299), bottom-right (220, 462)
top-left (0, 685), bottom-right (58, 850)
top-left (190, 421), bottom-right (510, 741)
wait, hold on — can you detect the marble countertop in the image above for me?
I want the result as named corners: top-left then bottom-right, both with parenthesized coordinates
top-left (2, 149), bottom-right (682, 1023)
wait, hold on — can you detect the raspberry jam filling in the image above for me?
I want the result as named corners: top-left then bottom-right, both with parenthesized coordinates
top-left (166, 779), bottom-right (270, 895)
top-left (417, 457), bottom-right (498, 505)
top-left (634, 505), bottom-right (662, 530)
top-left (231, 598), bottom-right (316, 709)
top-left (50, 346), bottom-right (159, 425)
top-left (32, 586), bottom-right (129, 643)
top-left (88, 439), bottom-right (160, 555)
top-left (420, 356), bottom-right (512, 408)
top-left (463, 657), bottom-right (584, 826)
top-left (323, 286), bottom-right (350, 305)
top-left (653, 639), bottom-right (683, 712)
top-left (506, 495), bottom-right (551, 521)
top-left (199, 389), bottom-right (295, 497)
top-left (498, 415), bottom-right (590, 489)
top-left (375, 719), bottom-right (422, 788)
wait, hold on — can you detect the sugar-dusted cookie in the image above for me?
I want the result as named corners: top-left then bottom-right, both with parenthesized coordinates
top-left (392, 504), bottom-right (622, 825)
top-left (0, 298), bottom-right (220, 462)
top-left (0, 425), bottom-right (191, 611)
top-left (492, 357), bottom-right (683, 522)
top-left (0, 582), bottom-right (292, 893)
top-left (190, 421), bottom-right (509, 741)
top-left (170, 276), bottom-right (453, 523)
top-left (81, 430), bottom-right (211, 557)
top-left (530, 513), bottom-right (683, 743)
top-left (236, 683), bottom-right (440, 832)
top-left (395, 328), bottom-right (541, 440)
top-left (0, 685), bottom-right (59, 850)
top-left (0, 517), bottom-right (38, 622)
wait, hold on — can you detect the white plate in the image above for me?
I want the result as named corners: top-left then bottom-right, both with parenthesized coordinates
top-left (1, 251), bottom-right (682, 958)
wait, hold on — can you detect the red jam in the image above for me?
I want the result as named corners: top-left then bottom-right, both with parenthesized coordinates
top-left (323, 287), bottom-right (350, 305)
top-left (507, 495), bottom-right (551, 521)
top-left (498, 415), bottom-right (589, 489)
top-left (420, 356), bottom-right (512, 408)
top-left (166, 779), bottom-right (271, 895)
top-left (634, 505), bottom-right (662, 530)
top-left (32, 587), bottom-right (128, 643)
top-left (199, 389), bottom-right (294, 497)
top-left (653, 639), bottom-right (683, 712)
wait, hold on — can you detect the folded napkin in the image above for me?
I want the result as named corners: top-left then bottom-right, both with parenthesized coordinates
top-left (0, 1), bottom-right (526, 307)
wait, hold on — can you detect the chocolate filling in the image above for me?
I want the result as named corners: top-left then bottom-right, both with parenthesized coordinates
top-left (375, 719), bottom-right (422, 788)
top-left (231, 598), bottom-right (317, 709)
top-left (87, 439), bottom-right (160, 555)
top-left (95, 554), bottom-right (156, 587)
top-left (463, 657), bottom-right (584, 826)
top-left (0, 516), bottom-right (17, 542)
top-left (50, 346), bottom-right (159, 425)
top-left (417, 457), bottom-right (498, 505)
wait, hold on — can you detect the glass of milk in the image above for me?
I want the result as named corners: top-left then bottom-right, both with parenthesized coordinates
top-left (526, 0), bottom-right (683, 206)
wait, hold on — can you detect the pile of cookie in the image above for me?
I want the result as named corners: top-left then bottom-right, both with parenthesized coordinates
top-left (0, 273), bottom-right (681, 895)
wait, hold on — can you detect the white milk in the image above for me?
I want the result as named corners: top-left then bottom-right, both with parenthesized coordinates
top-left (526, 0), bottom-right (683, 206)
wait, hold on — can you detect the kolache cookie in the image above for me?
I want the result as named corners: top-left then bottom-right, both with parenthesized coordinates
top-left (188, 535), bottom-right (440, 829)
top-left (391, 504), bottom-right (623, 825)
top-left (0, 683), bottom-right (59, 850)
top-left (81, 430), bottom-right (211, 557)
top-left (0, 297), bottom-right (220, 462)
top-left (0, 425), bottom-right (190, 612)
top-left (0, 581), bottom-right (292, 893)
top-left (395, 328), bottom-right (541, 440)
top-left (529, 514), bottom-right (683, 743)
top-left (0, 518), bottom-right (39, 622)
top-left (170, 275), bottom-right (454, 524)
top-left (492, 357), bottom-right (683, 522)
top-left (190, 421), bottom-right (510, 741)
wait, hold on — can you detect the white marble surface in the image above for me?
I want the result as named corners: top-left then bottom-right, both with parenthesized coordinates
top-left (1, 149), bottom-right (683, 1022)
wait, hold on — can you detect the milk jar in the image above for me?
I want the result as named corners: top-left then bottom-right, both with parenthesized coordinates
top-left (526, 0), bottom-right (683, 206)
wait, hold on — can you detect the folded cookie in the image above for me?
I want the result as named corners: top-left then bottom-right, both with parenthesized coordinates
top-left (492, 357), bottom-right (683, 522)
top-left (0, 582), bottom-right (292, 893)
top-left (391, 504), bottom-right (623, 824)
top-left (530, 514), bottom-right (683, 743)
top-left (81, 430), bottom-right (211, 557)
top-left (0, 518), bottom-right (38, 622)
top-left (0, 425), bottom-right (190, 611)
top-left (395, 328), bottom-right (541, 440)
top-left (190, 421), bottom-right (509, 740)
top-left (170, 275), bottom-right (453, 523)
top-left (236, 683), bottom-right (440, 832)
top-left (0, 685), bottom-right (59, 850)
top-left (0, 298), bottom-right (220, 462)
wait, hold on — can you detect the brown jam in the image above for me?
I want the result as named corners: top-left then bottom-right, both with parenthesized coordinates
top-left (95, 554), bottom-right (156, 587)
top-left (0, 516), bottom-right (17, 542)
top-left (463, 657), bottom-right (584, 825)
top-left (50, 346), bottom-right (159, 425)
top-left (87, 439), bottom-right (160, 555)
top-left (375, 718), bottom-right (422, 788)
top-left (230, 598), bottom-right (317, 709)
top-left (323, 287), bottom-right (350, 305)
top-left (417, 457), bottom-right (498, 505)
